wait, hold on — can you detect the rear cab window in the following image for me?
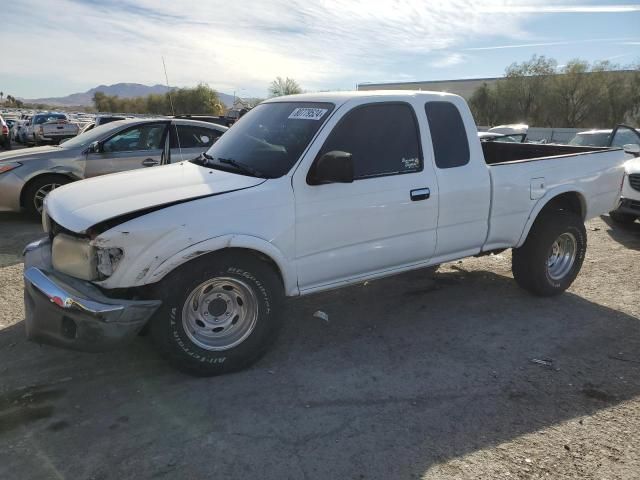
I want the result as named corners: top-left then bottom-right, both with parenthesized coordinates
top-left (316, 102), bottom-right (422, 180)
top-left (424, 101), bottom-right (470, 169)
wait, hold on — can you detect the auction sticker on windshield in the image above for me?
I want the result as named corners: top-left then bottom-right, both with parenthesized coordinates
top-left (288, 108), bottom-right (328, 120)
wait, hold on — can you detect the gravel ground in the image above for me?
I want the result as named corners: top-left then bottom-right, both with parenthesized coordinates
top-left (0, 213), bottom-right (639, 479)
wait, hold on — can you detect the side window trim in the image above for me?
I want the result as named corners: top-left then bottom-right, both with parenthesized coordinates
top-left (309, 101), bottom-right (424, 183)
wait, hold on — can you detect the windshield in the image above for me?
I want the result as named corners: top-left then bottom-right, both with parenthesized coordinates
top-left (569, 132), bottom-right (610, 147)
top-left (59, 121), bottom-right (130, 149)
top-left (201, 102), bottom-right (335, 178)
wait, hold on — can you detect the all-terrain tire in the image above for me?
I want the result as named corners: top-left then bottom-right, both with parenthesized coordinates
top-left (512, 211), bottom-right (587, 297)
top-left (151, 252), bottom-right (284, 376)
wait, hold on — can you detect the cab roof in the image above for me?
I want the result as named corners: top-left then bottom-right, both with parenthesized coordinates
top-left (263, 90), bottom-right (461, 107)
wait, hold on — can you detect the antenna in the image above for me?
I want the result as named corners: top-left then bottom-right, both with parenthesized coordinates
top-left (162, 56), bottom-right (183, 161)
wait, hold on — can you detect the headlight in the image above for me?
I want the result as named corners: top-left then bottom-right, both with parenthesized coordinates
top-left (0, 162), bottom-right (21, 174)
top-left (51, 234), bottom-right (124, 280)
top-left (52, 233), bottom-right (125, 280)
top-left (52, 234), bottom-right (96, 280)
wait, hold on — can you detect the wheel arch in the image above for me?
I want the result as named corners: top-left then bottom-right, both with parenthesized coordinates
top-left (516, 189), bottom-right (586, 248)
top-left (19, 171), bottom-right (77, 207)
top-left (147, 235), bottom-right (298, 296)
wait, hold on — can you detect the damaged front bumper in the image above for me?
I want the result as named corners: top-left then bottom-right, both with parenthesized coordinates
top-left (23, 237), bottom-right (161, 352)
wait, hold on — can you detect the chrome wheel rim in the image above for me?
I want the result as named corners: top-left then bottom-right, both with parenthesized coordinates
top-left (546, 232), bottom-right (577, 281)
top-left (34, 183), bottom-right (61, 214)
top-left (182, 277), bottom-right (258, 351)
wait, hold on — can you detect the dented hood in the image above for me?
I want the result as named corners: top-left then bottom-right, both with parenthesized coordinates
top-left (45, 161), bottom-right (266, 233)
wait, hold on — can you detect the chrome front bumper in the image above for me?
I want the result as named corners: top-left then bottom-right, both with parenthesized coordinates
top-left (23, 238), bottom-right (161, 352)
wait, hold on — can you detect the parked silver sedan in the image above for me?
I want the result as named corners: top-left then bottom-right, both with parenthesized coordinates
top-left (0, 118), bottom-right (227, 216)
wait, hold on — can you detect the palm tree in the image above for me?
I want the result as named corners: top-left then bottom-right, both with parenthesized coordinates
top-left (268, 77), bottom-right (302, 97)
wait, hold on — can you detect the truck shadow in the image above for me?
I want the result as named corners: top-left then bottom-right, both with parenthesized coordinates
top-left (600, 214), bottom-right (640, 251)
top-left (1, 267), bottom-right (639, 479)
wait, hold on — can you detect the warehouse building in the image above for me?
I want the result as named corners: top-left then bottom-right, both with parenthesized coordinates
top-left (357, 70), bottom-right (637, 100)
top-left (357, 77), bottom-right (500, 99)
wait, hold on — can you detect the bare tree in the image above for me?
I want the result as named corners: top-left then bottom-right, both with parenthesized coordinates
top-left (268, 77), bottom-right (302, 97)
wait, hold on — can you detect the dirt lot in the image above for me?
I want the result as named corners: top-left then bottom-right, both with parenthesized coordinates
top-left (0, 212), bottom-right (639, 480)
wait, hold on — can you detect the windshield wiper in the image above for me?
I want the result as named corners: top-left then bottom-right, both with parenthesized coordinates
top-left (217, 157), bottom-right (269, 178)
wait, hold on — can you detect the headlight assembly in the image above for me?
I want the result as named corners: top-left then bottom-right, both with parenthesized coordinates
top-left (51, 233), bottom-right (124, 280)
top-left (52, 234), bottom-right (96, 281)
top-left (96, 247), bottom-right (124, 278)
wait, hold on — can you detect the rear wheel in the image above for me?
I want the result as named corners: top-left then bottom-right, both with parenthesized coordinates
top-left (512, 211), bottom-right (586, 296)
top-left (609, 210), bottom-right (637, 225)
top-left (151, 252), bottom-right (283, 376)
top-left (23, 175), bottom-right (71, 218)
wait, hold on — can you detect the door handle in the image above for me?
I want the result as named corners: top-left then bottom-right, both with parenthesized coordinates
top-left (142, 158), bottom-right (159, 167)
top-left (410, 188), bottom-right (430, 201)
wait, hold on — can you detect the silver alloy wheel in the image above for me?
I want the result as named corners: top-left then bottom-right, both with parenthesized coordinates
top-left (182, 277), bottom-right (259, 351)
top-left (546, 232), bottom-right (577, 280)
top-left (33, 183), bottom-right (61, 214)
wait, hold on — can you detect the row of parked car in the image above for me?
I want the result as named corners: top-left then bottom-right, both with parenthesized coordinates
top-left (0, 117), bottom-right (228, 215)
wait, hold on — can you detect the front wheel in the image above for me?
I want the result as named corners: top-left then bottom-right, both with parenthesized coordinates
top-left (512, 211), bottom-right (587, 296)
top-left (23, 175), bottom-right (71, 218)
top-left (151, 252), bottom-right (283, 376)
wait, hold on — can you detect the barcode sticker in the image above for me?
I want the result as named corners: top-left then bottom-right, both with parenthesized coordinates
top-left (288, 108), bottom-right (328, 120)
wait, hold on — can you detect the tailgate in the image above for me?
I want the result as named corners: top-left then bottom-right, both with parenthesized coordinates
top-left (42, 120), bottom-right (78, 135)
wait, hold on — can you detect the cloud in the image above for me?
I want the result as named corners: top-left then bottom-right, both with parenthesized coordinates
top-left (479, 4), bottom-right (640, 13)
top-left (465, 37), bottom-right (640, 51)
top-left (430, 53), bottom-right (467, 67)
top-left (0, 0), bottom-right (582, 97)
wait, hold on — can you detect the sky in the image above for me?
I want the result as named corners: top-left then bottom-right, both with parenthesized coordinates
top-left (2, 0), bottom-right (640, 99)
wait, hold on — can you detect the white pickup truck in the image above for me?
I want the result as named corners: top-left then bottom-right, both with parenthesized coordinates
top-left (23, 91), bottom-right (629, 376)
top-left (26, 113), bottom-right (80, 146)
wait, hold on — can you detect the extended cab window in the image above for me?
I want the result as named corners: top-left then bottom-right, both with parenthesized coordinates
top-left (319, 103), bottom-right (422, 179)
top-left (424, 102), bottom-right (470, 169)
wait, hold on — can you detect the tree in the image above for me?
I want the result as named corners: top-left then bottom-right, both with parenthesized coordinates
top-left (498, 55), bottom-right (557, 125)
top-left (468, 55), bottom-right (640, 128)
top-left (469, 82), bottom-right (498, 126)
top-left (550, 60), bottom-right (602, 127)
top-left (268, 77), bottom-right (302, 97)
top-left (92, 84), bottom-right (225, 115)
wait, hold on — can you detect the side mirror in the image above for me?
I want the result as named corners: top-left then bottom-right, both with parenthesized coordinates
top-left (623, 144), bottom-right (640, 156)
top-left (87, 141), bottom-right (101, 154)
top-left (308, 151), bottom-right (354, 185)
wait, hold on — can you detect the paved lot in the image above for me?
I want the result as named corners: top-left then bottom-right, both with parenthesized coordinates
top-left (0, 212), bottom-right (639, 479)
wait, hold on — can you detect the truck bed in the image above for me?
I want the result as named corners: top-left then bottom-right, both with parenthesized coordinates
top-left (482, 145), bottom-right (625, 252)
top-left (482, 141), bottom-right (612, 165)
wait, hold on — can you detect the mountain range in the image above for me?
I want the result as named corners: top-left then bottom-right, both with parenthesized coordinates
top-left (23, 83), bottom-right (235, 107)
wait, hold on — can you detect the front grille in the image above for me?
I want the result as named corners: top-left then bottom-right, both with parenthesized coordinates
top-left (630, 174), bottom-right (640, 192)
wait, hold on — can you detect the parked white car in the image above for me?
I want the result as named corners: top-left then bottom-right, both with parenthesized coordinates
top-left (24, 91), bottom-right (628, 376)
top-left (610, 156), bottom-right (640, 224)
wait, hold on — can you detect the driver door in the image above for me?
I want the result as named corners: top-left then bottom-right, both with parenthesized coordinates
top-left (84, 122), bottom-right (168, 177)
